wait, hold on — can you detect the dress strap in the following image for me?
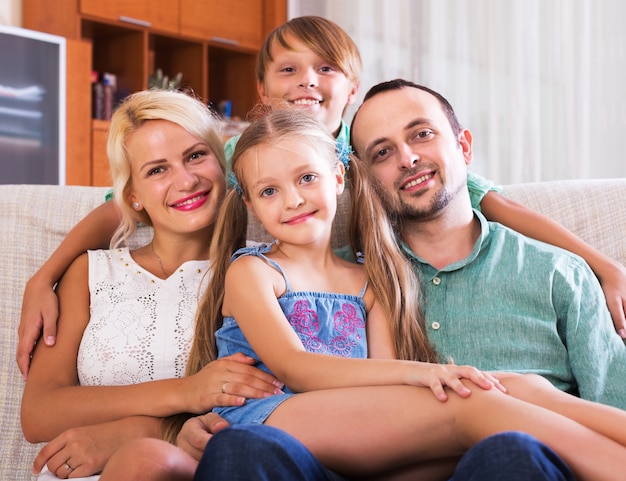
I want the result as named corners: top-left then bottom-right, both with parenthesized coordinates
top-left (231, 242), bottom-right (292, 293)
top-left (358, 280), bottom-right (369, 298)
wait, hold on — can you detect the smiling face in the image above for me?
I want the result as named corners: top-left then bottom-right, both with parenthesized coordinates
top-left (257, 33), bottom-right (358, 136)
top-left (239, 136), bottom-right (345, 246)
top-left (351, 87), bottom-right (473, 222)
top-left (127, 119), bottom-right (226, 237)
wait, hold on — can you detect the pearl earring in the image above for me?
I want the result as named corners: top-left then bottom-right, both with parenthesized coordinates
top-left (133, 202), bottom-right (141, 210)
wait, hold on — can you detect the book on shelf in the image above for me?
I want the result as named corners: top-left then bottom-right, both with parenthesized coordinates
top-left (91, 71), bottom-right (117, 120)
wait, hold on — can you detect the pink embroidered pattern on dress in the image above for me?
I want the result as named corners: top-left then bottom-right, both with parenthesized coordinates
top-left (287, 300), bottom-right (365, 357)
top-left (287, 300), bottom-right (319, 336)
top-left (334, 303), bottom-right (365, 339)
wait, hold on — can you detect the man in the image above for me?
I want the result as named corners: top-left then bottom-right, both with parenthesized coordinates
top-left (350, 78), bottom-right (626, 409)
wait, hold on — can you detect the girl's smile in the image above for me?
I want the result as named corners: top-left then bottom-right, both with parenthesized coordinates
top-left (282, 211), bottom-right (317, 225)
top-left (240, 138), bottom-right (344, 245)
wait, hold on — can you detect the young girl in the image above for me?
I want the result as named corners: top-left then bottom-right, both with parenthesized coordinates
top-left (20, 89), bottom-right (281, 479)
top-left (164, 108), bottom-right (626, 481)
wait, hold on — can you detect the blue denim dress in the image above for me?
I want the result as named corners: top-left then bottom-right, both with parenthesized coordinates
top-left (214, 243), bottom-right (368, 424)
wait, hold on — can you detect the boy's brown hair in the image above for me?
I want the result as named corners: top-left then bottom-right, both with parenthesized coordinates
top-left (256, 15), bottom-right (362, 86)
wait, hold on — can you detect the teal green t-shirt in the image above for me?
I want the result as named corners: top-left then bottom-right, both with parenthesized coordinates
top-left (466, 171), bottom-right (502, 210)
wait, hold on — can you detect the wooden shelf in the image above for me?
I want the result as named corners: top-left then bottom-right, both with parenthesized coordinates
top-left (23, 0), bottom-right (287, 185)
top-left (180, 0), bottom-right (265, 51)
top-left (80, 0), bottom-right (181, 35)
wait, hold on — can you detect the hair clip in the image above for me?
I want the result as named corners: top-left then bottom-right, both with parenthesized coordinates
top-left (335, 139), bottom-right (353, 170)
top-left (227, 171), bottom-right (243, 195)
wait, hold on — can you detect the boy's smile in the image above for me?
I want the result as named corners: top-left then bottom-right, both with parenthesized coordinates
top-left (257, 34), bottom-right (358, 136)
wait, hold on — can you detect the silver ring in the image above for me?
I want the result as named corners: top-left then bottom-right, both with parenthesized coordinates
top-left (221, 382), bottom-right (228, 394)
top-left (64, 462), bottom-right (74, 471)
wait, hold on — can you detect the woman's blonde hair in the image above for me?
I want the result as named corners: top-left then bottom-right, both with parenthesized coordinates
top-left (257, 15), bottom-right (362, 86)
top-left (107, 89), bottom-right (226, 248)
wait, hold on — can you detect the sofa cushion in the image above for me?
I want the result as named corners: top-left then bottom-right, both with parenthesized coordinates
top-left (502, 178), bottom-right (626, 267)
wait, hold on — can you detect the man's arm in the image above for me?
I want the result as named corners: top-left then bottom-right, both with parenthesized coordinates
top-left (555, 256), bottom-right (626, 410)
top-left (17, 201), bottom-right (121, 378)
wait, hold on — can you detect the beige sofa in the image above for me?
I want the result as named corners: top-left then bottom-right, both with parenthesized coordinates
top-left (1, 179), bottom-right (626, 479)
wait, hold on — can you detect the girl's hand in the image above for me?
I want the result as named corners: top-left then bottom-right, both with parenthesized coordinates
top-left (183, 352), bottom-right (284, 413)
top-left (410, 362), bottom-right (507, 402)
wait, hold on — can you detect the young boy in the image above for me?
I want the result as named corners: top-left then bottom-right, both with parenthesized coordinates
top-left (224, 15), bottom-right (360, 181)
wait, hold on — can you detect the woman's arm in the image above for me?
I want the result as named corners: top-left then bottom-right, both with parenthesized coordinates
top-left (17, 201), bottom-right (122, 378)
top-left (223, 256), bottom-right (504, 402)
top-left (21, 253), bottom-right (283, 443)
top-left (480, 191), bottom-right (626, 337)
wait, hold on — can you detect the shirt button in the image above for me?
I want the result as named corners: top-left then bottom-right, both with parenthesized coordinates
top-left (431, 321), bottom-right (441, 330)
top-left (432, 276), bottom-right (441, 285)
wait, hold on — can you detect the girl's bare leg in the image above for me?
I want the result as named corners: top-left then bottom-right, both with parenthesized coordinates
top-left (501, 373), bottom-right (626, 445)
top-left (265, 384), bottom-right (626, 481)
top-left (99, 438), bottom-right (197, 481)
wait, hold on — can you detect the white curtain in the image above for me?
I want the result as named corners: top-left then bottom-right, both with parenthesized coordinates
top-left (289, 0), bottom-right (626, 184)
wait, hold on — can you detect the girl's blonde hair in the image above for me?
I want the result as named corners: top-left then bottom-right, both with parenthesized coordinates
top-left (162, 108), bottom-right (438, 442)
top-left (107, 89), bottom-right (226, 248)
top-left (257, 15), bottom-right (362, 86)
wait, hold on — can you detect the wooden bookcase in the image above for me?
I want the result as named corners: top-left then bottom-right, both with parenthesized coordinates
top-left (23, 0), bottom-right (287, 186)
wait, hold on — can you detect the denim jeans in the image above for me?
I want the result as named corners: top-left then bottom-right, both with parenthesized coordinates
top-left (195, 426), bottom-right (574, 481)
top-left (194, 424), bottom-right (345, 481)
top-left (451, 431), bottom-right (575, 481)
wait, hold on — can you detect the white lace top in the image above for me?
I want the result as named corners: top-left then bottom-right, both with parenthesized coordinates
top-left (77, 248), bottom-right (209, 386)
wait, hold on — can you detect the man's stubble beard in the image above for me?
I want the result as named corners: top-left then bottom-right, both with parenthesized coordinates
top-left (370, 172), bottom-right (458, 226)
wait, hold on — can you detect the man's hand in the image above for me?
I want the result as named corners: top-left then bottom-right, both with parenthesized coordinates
top-left (176, 413), bottom-right (230, 461)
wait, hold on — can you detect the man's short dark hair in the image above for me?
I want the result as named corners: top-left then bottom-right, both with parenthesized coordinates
top-left (351, 79), bottom-right (463, 151)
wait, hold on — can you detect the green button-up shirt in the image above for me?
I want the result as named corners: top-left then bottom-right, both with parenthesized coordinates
top-left (401, 210), bottom-right (626, 409)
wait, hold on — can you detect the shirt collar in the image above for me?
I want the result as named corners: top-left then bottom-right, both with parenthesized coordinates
top-left (400, 209), bottom-right (491, 272)
top-left (336, 119), bottom-right (350, 145)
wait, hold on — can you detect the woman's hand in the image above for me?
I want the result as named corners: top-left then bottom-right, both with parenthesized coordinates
top-left (33, 417), bottom-right (160, 478)
top-left (182, 352), bottom-right (284, 414)
top-left (408, 362), bottom-right (507, 402)
top-left (17, 273), bottom-right (59, 379)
